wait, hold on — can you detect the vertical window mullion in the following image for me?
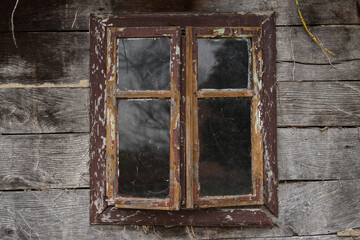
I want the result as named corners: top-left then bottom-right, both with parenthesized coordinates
top-left (185, 26), bottom-right (195, 208)
top-left (169, 27), bottom-right (182, 210)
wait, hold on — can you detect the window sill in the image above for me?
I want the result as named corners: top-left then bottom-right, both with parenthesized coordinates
top-left (93, 206), bottom-right (276, 227)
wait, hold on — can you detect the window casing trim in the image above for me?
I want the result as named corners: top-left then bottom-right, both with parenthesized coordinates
top-left (90, 12), bottom-right (277, 226)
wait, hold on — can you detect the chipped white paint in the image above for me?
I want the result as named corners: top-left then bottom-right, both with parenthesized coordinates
top-left (254, 65), bottom-right (262, 91)
top-left (175, 113), bottom-right (180, 129)
top-left (110, 112), bottom-right (116, 141)
top-left (175, 45), bottom-right (180, 56)
top-left (225, 215), bottom-right (233, 221)
top-left (101, 18), bottom-right (109, 23)
top-left (254, 104), bottom-right (262, 135)
top-left (94, 94), bottom-right (103, 113)
top-left (214, 28), bottom-right (225, 35)
top-left (95, 45), bottom-right (99, 56)
top-left (264, 146), bottom-right (274, 201)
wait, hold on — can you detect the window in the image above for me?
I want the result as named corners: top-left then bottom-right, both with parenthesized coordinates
top-left (90, 13), bottom-right (277, 226)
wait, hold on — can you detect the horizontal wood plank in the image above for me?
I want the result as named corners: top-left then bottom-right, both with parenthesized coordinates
top-left (251, 237), bottom-right (342, 240)
top-left (278, 128), bottom-right (360, 181)
top-left (0, 88), bottom-right (89, 134)
top-left (0, 0), bottom-right (359, 32)
top-left (189, 0), bottom-right (360, 26)
top-left (0, 180), bottom-right (358, 238)
top-left (277, 180), bottom-right (360, 236)
top-left (278, 81), bottom-right (360, 126)
top-left (1, 128), bottom-right (358, 190)
top-left (0, 134), bottom-right (89, 190)
top-left (277, 60), bottom-right (360, 81)
top-left (2, 26), bottom-right (358, 86)
top-left (1, 82), bottom-right (359, 133)
top-left (277, 26), bottom-right (360, 64)
top-left (276, 25), bottom-right (360, 81)
top-left (0, 32), bottom-right (89, 86)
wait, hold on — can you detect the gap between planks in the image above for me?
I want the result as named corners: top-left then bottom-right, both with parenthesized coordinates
top-left (2, 179), bottom-right (358, 193)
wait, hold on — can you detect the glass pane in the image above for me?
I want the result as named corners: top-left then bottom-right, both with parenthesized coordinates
top-left (117, 38), bottom-right (171, 90)
top-left (118, 99), bottom-right (170, 198)
top-left (198, 98), bottom-right (252, 196)
top-left (198, 38), bottom-right (250, 89)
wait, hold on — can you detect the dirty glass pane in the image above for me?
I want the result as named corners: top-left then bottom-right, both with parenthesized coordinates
top-left (198, 98), bottom-right (252, 196)
top-left (198, 38), bottom-right (250, 89)
top-left (117, 38), bottom-right (170, 90)
top-left (118, 99), bottom-right (170, 198)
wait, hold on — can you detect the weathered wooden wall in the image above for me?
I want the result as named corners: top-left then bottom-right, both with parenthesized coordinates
top-left (0, 0), bottom-right (359, 239)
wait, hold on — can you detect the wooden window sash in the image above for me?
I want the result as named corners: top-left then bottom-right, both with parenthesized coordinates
top-left (105, 26), bottom-right (181, 210)
top-left (186, 27), bottom-right (264, 208)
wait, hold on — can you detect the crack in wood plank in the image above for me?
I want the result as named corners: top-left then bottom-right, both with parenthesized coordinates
top-left (325, 104), bottom-right (360, 120)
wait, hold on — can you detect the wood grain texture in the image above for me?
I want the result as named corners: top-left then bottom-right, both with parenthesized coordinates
top-left (0, 0), bottom-right (359, 32)
top-left (188, 0), bottom-right (360, 26)
top-left (0, 134), bottom-right (89, 190)
top-left (277, 26), bottom-right (360, 64)
top-left (0, 181), bottom-right (359, 239)
top-left (0, 128), bottom-right (358, 191)
top-left (1, 82), bottom-right (359, 134)
top-left (278, 180), bottom-right (360, 236)
top-left (276, 25), bottom-right (360, 81)
top-left (278, 81), bottom-right (360, 127)
top-left (250, 237), bottom-right (343, 240)
top-left (2, 26), bottom-right (358, 87)
top-left (0, 32), bottom-right (89, 86)
top-left (277, 60), bottom-right (360, 81)
top-left (0, 88), bottom-right (89, 134)
top-left (278, 128), bottom-right (360, 181)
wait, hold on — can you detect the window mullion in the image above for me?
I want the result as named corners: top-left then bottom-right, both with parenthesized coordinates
top-left (185, 26), bottom-right (195, 209)
top-left (169, 27), bottom-right (182, 210)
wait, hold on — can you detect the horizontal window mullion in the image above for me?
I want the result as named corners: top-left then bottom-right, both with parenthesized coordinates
top-left (114, 198), bottom-right (172, 210)
top-left (196, 89), bottom-right (254, 98)
top-left (115, 90), bottom-right (171, 98)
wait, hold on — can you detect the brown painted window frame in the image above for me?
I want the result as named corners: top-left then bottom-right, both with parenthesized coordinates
top-left (186, 27), bottom-right (263, 209)
top-left (90, 12), bottom-right (278, 227)
top-left (105, 26), bottom-right (181, 211)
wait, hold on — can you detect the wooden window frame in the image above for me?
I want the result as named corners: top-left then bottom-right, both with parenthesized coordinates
top-left (90, 12), bottom-right (277, 226)
top-left (186, 27), bottom-right (263, 209)
top-left (105, 26), bottom-right (181, 210)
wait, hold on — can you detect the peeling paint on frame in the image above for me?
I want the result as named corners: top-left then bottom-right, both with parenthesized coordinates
top-left (106, 26), bottom-right (181, 211)
top-left (189, 27), bottom-right (264, 208)
top-left (90, 12), bottom-right (277, 226)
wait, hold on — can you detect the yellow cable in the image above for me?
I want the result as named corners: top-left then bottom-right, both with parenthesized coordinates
top-left (296, 0), bottom-right (335, 56)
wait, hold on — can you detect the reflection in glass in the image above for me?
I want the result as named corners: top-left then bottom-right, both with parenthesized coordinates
top-left (118, 99), bottom-right (170, 198)
top-left (117, 38), bottom-right (170, 90)
top-left (198, 38), bottom-right (250, 89)
top-left (198, 98), bottom-right (252, 196)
